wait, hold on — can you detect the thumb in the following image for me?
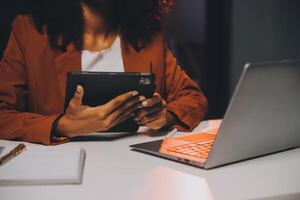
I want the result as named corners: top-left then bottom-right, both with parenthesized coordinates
top-left (154, 92), bottom-right (161, 97)
top-left (71, 85), bottom-right (84, 107)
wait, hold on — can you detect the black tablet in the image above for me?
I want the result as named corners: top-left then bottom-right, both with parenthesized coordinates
top-left (64, 71), bottom-right (156, 132)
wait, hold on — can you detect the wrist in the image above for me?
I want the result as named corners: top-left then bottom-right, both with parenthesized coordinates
top-left (51, 114), bottom-right (68, 140)
top-left (165, 111), bottom-right (178, 128)
top-left (56, 115), bottom-right (73, 137)
top-left (165, 110), bottom-right (190, 131)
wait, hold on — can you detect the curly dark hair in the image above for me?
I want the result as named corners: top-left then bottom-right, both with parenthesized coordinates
top-left (25, 0), bottom-right (174, 51)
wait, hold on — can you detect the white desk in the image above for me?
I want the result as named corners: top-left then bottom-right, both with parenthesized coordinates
top-left (1, 120), bottom-right (300, 200)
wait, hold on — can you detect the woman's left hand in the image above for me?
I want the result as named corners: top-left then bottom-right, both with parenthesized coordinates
top-left (134, 93), bottom-right (175, 130)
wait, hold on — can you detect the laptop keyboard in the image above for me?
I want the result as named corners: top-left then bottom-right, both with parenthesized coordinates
top-left (166, 140), bottom-right (214, 159)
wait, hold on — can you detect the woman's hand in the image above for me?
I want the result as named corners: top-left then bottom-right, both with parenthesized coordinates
top-left (134, 93), bottom-right (177, 130)
top-left (57, 85), bottom-right (145, 137)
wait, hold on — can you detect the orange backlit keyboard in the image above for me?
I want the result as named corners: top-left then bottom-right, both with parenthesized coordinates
top-left (167, 140), bottom-right (214, 159)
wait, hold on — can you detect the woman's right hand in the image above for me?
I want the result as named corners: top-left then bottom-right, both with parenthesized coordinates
top-left (57, 85), bottom-right (145, 137)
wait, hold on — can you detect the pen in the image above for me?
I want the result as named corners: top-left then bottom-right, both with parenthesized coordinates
top-left (0, 144), bottom-right (26, 166)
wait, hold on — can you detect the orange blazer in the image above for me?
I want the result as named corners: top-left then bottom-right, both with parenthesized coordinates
top-left (0, 15), bottom-right (207, 145)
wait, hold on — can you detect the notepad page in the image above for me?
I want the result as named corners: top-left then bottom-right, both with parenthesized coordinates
top-left (0, 145), bottom-right (86, 186)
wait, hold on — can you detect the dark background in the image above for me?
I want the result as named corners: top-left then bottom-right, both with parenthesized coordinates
top-left (1, 0), bottom-right (300, 119)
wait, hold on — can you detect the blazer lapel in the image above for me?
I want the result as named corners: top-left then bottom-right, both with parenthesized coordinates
top-left (121, 40), bottom-right (152, 73)
top-left (54, 43), bottom-right (81, 102)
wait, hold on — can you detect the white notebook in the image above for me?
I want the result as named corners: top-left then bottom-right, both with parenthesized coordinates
top-left (0, 145), bottom-right (86, 186)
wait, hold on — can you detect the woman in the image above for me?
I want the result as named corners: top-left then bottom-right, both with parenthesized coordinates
top-left (0, 0), bottom-right (207, 145)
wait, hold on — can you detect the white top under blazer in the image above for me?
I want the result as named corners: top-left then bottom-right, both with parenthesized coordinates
top-left (81, 36), bottom-right (124, 72)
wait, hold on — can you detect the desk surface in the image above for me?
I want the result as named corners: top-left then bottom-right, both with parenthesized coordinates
top-left (1, 120), bottom-right (300, 200)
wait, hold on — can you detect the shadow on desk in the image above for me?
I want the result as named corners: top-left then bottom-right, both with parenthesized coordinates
top-left (71, 130), bottom-right (168, 142)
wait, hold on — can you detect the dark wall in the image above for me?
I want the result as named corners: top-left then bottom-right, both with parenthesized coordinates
top-left (205, 0), bottom-right (232, 118)
top-left (0, 0), bottom-right (27, 58)
top-left (164, 0), bottom-right (206, 43)
top-left (163, 0), bottom-right (207, 94)
top-left (205, 0), bottom-right (300, 118)
top-left (229, 0), bottom-right (300, 93)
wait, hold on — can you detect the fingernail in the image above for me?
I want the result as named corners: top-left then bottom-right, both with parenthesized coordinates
top-left (132, 91), bottom-right (139, 96)
top-left (76, 86), bottom-right (81, 93)
top-left (139, 96), bottom-right (146, 101)
top-left (142, 101), bottom-right (149, 106)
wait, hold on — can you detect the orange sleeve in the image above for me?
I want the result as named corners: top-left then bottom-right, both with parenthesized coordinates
top-left (164, 47), bottom-right (208, 131)
top-left (0, 16), bottom-right (65, 145)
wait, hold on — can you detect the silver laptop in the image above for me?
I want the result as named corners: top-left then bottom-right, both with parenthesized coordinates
top-left (130, 60), bottom-right (300, 169)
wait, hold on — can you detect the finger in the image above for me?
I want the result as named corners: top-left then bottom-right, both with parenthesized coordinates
top-left (108, 97), bottom-right (144, 124)
top-left (145, 118), bottom-right (166, 130)
top-left (118, 95), bottom-right (145, 115)
top-left (162, 99), bottom-right (167, 106)
top-left (109, 102), bottom-right (142, 129)
top-left (134, 103), bottom-right (163, 122)
top-left (108, 95), bottom-right (145, 122)
top-left (141, 96), bottom-right (162, 108)
top-left (153, 93), bottom-right (167, 107)
top-left (110, 112), bottom-right (135, 128)
top-left (113, 99), bottom-right (139, 121)
top-left (101, 90), bottom-right (139, 116)
top-left (137, 110), bottom-right (164, 125)
top-left (154, 92), bottom-right (161, 97)
top-left (69, 85), bottom-right (84, 109)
